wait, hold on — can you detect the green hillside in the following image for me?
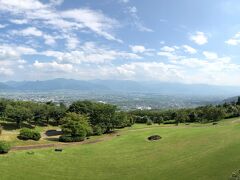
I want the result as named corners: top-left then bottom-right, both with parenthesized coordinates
top-left (1, 119), bottom-right (240, 180)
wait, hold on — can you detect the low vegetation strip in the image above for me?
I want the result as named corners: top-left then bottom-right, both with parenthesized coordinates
top-left (11, 132), bottom-right (119, 151)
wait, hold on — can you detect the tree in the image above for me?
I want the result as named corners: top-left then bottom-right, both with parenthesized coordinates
top-left (32, 104), bottom-right (47, 126)
top-left (156, 116), bottom-right (164, 124)
top-left (237, 96), bottom-right (240, 106)
top-left (48, 105), bottom-right (66, 125)
top-left (5, 105), bottom-right (33, 128)
top-left (174, 112), bottom-right (189, 126)
top-left (114, 111), bottom-right (132, 128)
top-left (189, 111), bottom-right (198, 122)
top-left (204, 106), bottom-right (226, 122)
top-left (0, 99), bottom-right (8, 117)
top-left (69, 101), bottom-right (119, 133)
top-left (60, 112), bottom-right (92, 142)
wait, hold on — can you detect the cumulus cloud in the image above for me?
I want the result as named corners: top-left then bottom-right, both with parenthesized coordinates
top-left (130, 45), bottom-right (154, 54)
top-left (0, 44), bottom-right (37, 77)
top-left (11, 27), bottom-right (43, 36)
top-left (161, 46), bottom-right (175, 52)
top-left (0, 24), bottom-right (7, 28)
top-left (33, 61), bottom-right (74, 73)
top-left (9, 19), bottom-right (28, 24)
top-left (182, 45), bottom-right (197, 54)
top-left (10, 27), bottom-right (58, 46)
top-left (0, 67), bottom-right (14, 76)
top-left (43, 42), bottom-right (141, 64)
top-left (203, 51), bottom-right (218, 60)
top-left (116, 62), bottom-right (183, 81)
top-left (225, 32), bottom-right (240, 46)
top-left (190, 32), bottom-right (208, 45)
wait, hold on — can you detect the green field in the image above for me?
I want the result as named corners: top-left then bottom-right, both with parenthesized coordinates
top-left (1, 119), bottom-right (240, 180)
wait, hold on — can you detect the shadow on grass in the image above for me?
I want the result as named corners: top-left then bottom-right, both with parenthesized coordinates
top-left (45, 130), bottom-right (63, 137)
top-left (0, 122), bottom-right (35, 131)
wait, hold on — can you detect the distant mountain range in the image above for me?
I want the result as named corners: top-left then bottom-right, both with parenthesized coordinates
top-left (0, 78), bottom-right (240, 96)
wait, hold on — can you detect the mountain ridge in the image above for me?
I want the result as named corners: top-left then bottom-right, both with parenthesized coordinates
top-left (0, 78), bottom-right (240, 96)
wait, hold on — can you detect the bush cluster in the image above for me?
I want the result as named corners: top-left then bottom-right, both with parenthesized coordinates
top-left (59, 135), bottom-right (85, 142)
top-left (0, 141), bottom-right (11, 154)
top-left (19, 128), bottom-right (41, 141)
top-left (146, 119), bottom-right (153, 125)
top-left (92, 125), bottom-right (104, 135)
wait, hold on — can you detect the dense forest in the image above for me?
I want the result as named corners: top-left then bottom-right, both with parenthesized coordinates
top-left (0, 97), bottom-right (240, 142)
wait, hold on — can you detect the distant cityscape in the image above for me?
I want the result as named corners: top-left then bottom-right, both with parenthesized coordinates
top-left (0, 90), bottom-right (224, 110)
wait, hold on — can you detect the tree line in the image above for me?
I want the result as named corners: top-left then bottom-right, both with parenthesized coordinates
top-left (1, 97), bottom-right (240, 143)
top-left (0, 99), bottom-right (133, 141)
top-left (130, 97), bottom-right (240, 125)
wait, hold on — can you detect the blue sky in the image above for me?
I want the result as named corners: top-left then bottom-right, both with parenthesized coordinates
top-left (0, 0), bottom-right (240, 85)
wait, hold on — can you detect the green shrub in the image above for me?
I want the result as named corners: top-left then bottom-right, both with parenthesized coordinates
top-left (230, 169), bottom-right (240, 180)
top-left (163, 120), bottom-right (176, 124)
top-left (19, 128), bottom-right (41, 141)
top-left (0, 126), bottom-right (2, 135)
top-left (93, 125), bottom-right (104, 135)
top-left (59, 135), bottom-right (85, 142)
top-left (60, 113), bottom-right (92, 142)
top-left (0, 141), bottom-right (11, 154)
top-left (146, 119), bottom-right (153, 125)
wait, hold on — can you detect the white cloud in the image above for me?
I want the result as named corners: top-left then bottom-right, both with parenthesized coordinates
top-left (119, 0), bottom-right (129, 3)
top-left (130, 45), bottom-right (154, 54)
top-left (49, 0), bottom-right (64, 6)
top-left (158, 51), bottom-right (182, 60)
top-left (0, 67), bottom-right (14, 76)
top-left (127, 6), bottom-right (153, 32)
top-left (160, 41), bottom-right (165, 45)
top-left (43, 42), bottom-right (141, 64)
top-left (0, 0), bottom-right (46, 12)
top-left (9, 19), bottom-right (28, 24)
top-left (203, 51), bottom-right (218, 60)
top-left (43, 34), bottom-right (56, 46)
top-left (12, 27), bottom-right (43, 36)
top-left (10, 27), bottom-right (59, 46)
top-left (116, 62), bottom-right (183, 81)
top-left (130, 45), bottom-right (146, 53)
top-left (158, 46), bottom-right (183, 60)
top-left (225, 32), bottom-right (240, 46)
top-left (190, 31), bottom-right (208, 45)
top-left (61, 8), bottom-right (121, 42)
top-left (161, 46), bottom-right (175, 52)
top-left (0, 0), bottom-right (121, 42)
top-left (65, 36), bottom-right (79, 50)
top-left (0, 44), bottom-right (37, 77)
top-left (182, 45), bottom-right (197, 54)
top-left (33, 61), bottom-right (74, 73)
top-left (0, 44), bottom-right (37, 59)
top-left (0, 24), bottom-right (7, 28)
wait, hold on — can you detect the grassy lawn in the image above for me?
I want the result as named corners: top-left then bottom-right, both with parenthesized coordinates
top-left (0, 122), bottom-right (61, 146)
top-left (1, 119), bottom-right (240, 179)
